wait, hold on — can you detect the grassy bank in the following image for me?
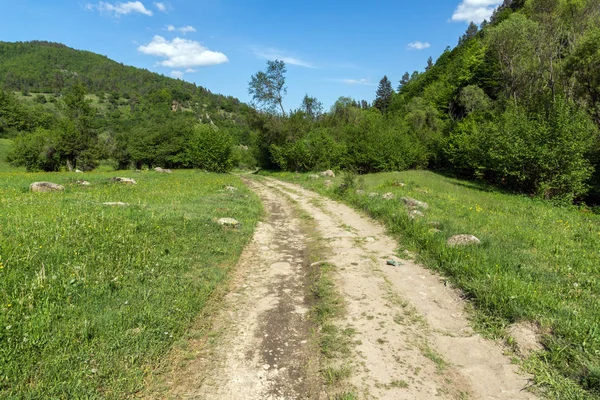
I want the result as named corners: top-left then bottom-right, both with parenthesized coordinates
top-left (0, 170), bottom-right (261, 398)
top-left (267, 170), bottom-right (600, 399)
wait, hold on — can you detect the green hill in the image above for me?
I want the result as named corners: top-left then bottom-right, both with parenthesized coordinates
top-left (0, 41), bottom-right (250, 118)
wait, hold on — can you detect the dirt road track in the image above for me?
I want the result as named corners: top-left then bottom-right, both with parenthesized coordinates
top-left (159, 177), bottom-right (536, 400)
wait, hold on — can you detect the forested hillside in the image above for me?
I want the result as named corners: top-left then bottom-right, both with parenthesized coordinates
top-left (246, 0), bottom-right (600, 205)
top-left (0, 41), bottom-right (256, 172)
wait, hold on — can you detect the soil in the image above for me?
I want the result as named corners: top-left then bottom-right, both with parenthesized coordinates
top-left (154, 177), bottom-right (537, 400)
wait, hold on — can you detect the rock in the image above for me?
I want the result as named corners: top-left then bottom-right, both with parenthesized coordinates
top-left (103, 202), bottom-right (129, 206)
top-left (320, 170), bottom-right (335, 178)
top-left (429, 228), bottom-right (441, 234)
top-left (507, 322), bottom-right (544, 357)
top-left (427, 221), bottom-right (441, 228)
top-left (218, 218), bottom-right (240, 228)
top-left (75, 169), bottom-right (83, 173)
top-left (324, 180), bottom-right (333, 187)
top-left (225, 186), bottom-right (237, 192)
top-left (402, 197), bottom-right (429, 209)
top-left (112, 177), bottom-right (137, 185)
top-left (409, 209), bottom-right (425, 219)
top-left (382, 192), bottom-right (395, 200)
top-left (308, 174), bottom-right (320, 179)
top-left (355, 189), bottom-right (365, 195)
top-left (365, 237), bottom-right (375, 243)
top-left (30, 182), bottom-right (64, 193)
top-left (416, 188), bottom-right (429, 194)
top-left (368, 192), bottom-right (379, 198)
top-left (154, 167), bottom-right (172, 173)
top-left (392, 181), bottom-right (405, 187)
top-left (76, 180), bottom-right (91, 186)
top-left (447, 234), bottom-right (481, 246)
top-left (386, 260), bottom-right (398, 266)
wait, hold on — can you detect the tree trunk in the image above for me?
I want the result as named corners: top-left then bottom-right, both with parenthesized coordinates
top-left (279, 100), bottom-right (286, 117)
top-left (66, 157), bottom-right (75, 172)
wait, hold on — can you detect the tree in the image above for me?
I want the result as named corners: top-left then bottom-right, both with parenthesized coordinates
top-left (459, 21), bottom-right (479, 45)
top-left (301, 94), bottom-right (323, 120)
top-left (374, 76), bottom-right (394, 114)
top-left (248, 60), bottom-right (287, 116)
top-left (398, 72), bottom-right (410, 91)
top-left (56, 83), bottom-right (98, 171)
top-left (426, 57), bottom-right (434, 71)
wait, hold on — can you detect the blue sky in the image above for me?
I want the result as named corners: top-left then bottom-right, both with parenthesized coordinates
top-left (0, 0), bottom-right (502, 109)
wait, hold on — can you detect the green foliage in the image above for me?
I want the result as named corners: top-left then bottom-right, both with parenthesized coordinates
top-left (7, 128), bottom-right (60, 171)
top-left (184, 124), bottom-right (234, 173)
top-left (248, 60), bottom-right (287, 115)
top-left (270, 128), bottom-right (346, 171)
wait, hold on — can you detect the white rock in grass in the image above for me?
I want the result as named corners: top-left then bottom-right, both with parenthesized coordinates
top-left (225, 186), bottom-right (237, 192)
top-left (308, 174), bottom-right (320, 179)
top-left (154, 167), bottom-right (172, 173)
top-left (447, 234), bottom-right (481, 246)
top-left (218, 218), bottom-right (240, 228)
top-left (409, 209), bottom-right (425, 219)
top-left (324, 180), bottom-right (333, 187)
top-left (112, 177), bottom-right (137, 184)
top-left (30, 182), bottom-right (64, 192)
top-left (320, 170), bottom-right (335, 178)
top-left (368, 192), bottom-right (379, 198)
top-left (355, 189), bottom-right (365, 195)
top-left (402, 197), bottom-right (429, 209)
top-left (76, 180), bottom-right (91, 186)
top-left (382, 192), bottom-right (395, 200)
top-left (75, 169), bottom-right (83, 173)
top-left (103, 202), bottom-right (129, 207)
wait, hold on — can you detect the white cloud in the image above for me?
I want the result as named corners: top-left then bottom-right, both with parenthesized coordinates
top-left (171, 70), bottom-right (184, 79)
top-left (154, 2), bottom-right (166, 12)
top-left (185, 68), bottom-right (197, 73)
top-left (451, 0), bottom-right (502, 23)
top-left (407, 41), bottom-right (431, 50)
top-left (139, 35), bottom-right (228, 68)
top-left (338, 78), bottom-right (374, 86)
top-left (88, 1), bottom-right (153, 16)
top-left (166, 25), bottom-right (196, 34)
top-left (254, 47), bottom-right (314, 68)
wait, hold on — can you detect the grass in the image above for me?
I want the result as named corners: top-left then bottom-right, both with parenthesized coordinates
top-left (267, 169), bottom-right (600, 399)
top-left (0, 169), bottom-right (262, 398)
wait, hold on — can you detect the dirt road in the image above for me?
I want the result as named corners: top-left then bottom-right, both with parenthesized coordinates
top-left (159, 177), bottom-right (536, 399)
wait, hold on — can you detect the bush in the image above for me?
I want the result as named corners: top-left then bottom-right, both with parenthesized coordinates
top-left (184, 124), bottom-right (234, 173)
top-left (7, 128), bottom-right (60, 171)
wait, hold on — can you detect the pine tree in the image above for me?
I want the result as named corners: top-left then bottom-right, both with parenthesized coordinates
top-left (374, 75), bottom-right (393, 114)
top-left (426, 57), bottom-right (434, 71)
top-left (398, 72), bottom-right (410, 91)
top-left (459, 21), bottom-right (479, 45)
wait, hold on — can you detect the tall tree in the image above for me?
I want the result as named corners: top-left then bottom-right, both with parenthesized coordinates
top-left (374, 76), bottom-right (394, 114)
top-left (248, 60), bottom-right (287, 116)
top-left (398, 72), bottom-right (411, 91)
top-left (459, 21), bottom-right (479, 45)
top-left (301, 94), bottom-right (323, 120)
top-left (56, 83), bottom-right (97, 171)
top-left (426, 57), bottom-right (434, 71)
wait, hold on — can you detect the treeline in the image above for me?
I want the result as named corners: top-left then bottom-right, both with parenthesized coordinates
top-left (249, 0), bottom-right (600, 204)
top-left (1, 85), bottom-right (253, 172)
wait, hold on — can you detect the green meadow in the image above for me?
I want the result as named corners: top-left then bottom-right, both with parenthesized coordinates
top-left (269, 170), bottom-right (600, 399)
top-left (0, 170), bottom-right (261, 398)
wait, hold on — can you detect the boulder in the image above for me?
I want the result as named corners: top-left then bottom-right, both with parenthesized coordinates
top-left (76, 180), bottom-right (91, 186)
top-left (75, 169), bottom-right (83, 173)
top-left (402, 197), bottom-right (429, 209)
top-left (112, 177), bottom-right (137, 185)
top-left (382, 192), bottom-right (395, 200)
top-left (154, 167), bottom-right (172, 174)
top-left (320, 170), bottom-right (335, 178)
top-left (324, 180), bottom-right (333, 187)
top-left (225, 186), bottom-right (237, 192)
top-left (447, 234), bottom-right (481, 247)
top-left (103, 202), bottom-right (129, 206)
top-left (30, 182), bottom-right (64, 193)
top-left (218, 218), bottom-right (240, 228)
top-left (308, 174), bottom-right (320, 179)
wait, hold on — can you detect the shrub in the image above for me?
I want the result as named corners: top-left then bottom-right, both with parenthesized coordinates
top-left (184, 124), bottom-right (234, 173)
top-left (7, 128), bottom-right (60, 171)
